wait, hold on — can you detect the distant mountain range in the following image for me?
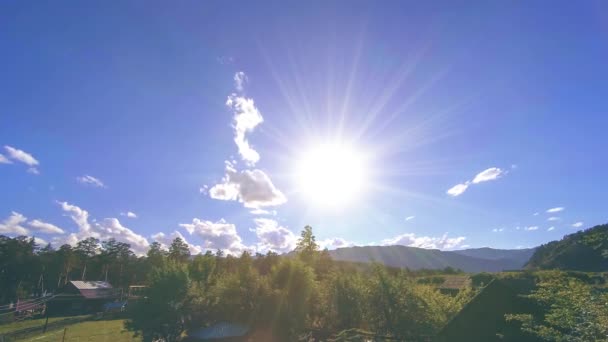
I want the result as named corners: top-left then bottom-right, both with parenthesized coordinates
top-left (327, 245), bottom-right (536, 273)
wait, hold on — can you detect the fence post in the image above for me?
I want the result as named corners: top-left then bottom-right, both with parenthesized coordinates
top-left (62, 327), bottom-right (67, 342)
top-left (43, 315), bottom-right (49, 333)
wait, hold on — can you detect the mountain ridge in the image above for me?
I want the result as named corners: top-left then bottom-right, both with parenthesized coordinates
top-left (326, 245), bottom-right (536, 273)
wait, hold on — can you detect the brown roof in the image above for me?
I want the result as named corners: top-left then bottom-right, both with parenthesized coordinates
top-left (439, 276), bottom-right (471, 290)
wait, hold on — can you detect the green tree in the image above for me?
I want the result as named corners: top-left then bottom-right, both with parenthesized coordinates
top-left (506, 272), bottom-right (608, 341)
top-left (126, 260), bottom-right (190, 342)
top-left (168, 237), bottom-right (190, 262)
top-left (295, 225), bottom-right (319, 264)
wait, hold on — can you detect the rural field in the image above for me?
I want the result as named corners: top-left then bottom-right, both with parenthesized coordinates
top-left (2, 318), bottom-right (138, 342)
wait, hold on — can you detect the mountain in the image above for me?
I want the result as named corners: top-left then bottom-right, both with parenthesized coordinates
top-left (526, 223), bottom-right (608, 271)
top-left (327, 245), bottom-right (536, 273)
top-left (451, 247), bottom-right (536, 265)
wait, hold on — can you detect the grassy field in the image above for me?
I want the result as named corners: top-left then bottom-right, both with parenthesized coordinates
top-left (21, 319), bottom-right (140, 342)
top-left (0, 316), bottom-right (89, 335)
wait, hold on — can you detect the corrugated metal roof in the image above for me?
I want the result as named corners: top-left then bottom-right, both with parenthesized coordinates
top-left (439, 276), bottom-right (471, 290)
top-left (70, 281), bottom-right (113, 290)
top-left (188, 322), bottom-right (249, 339)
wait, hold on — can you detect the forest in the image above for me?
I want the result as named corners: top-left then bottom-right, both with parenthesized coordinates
top-left (1, 225), bottom-right (607, 341)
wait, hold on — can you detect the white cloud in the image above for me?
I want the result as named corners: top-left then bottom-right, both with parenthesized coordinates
top-left (151, 231), bottom-right (202, 255)
top-left (472, 167), bottom-right (504, 184)
top-left (525, 226), bottom-right (539, 231)
top-left (28, 219), bottom-right (65, 234)
top-left (0, 154), bottom-right (12, 164)
top-left (0, 212), bottom-right (29, 235)
top-left (547, 217), bottom-right (561, 222)
top-left (4, 146), bottom-right (39, 166)
top-left (492, 228), bottom-right (504, 233)
top-left (572, 222), bottom-right (584, 228)
top-left (318, 237), bottom-right (355, 250)
top-left (209, 162), bottom-right (287, 208)
top-left (76, 175), bottom-right (106, 188)
top-left (381, 233), bottom-right (466, 250)
top-left (27, 167), bottom-right (40, 175)
top-left (120, 211), bottom-right (138, 219)
top-left (57, 201), bottom-right (149, 255)
top-left (546, 207), bottom-right (564, 213)
top-left (448, 166), bottom-right (507, 197)
top-left (547, 226), bottom-right (555, 231)
top-left (533, 212), bottom-right (539, 216)
top-left (234, 71), bottom-right (248, 92)
top-left (405, 216), bottom-right (415, 221)
top-left (226, 94), bottom-right (263, 165)
top-left (179, 218), bottom-right (248, 255)
top-left (34, 237), bottom-right (48, 246)
top-left (447, 182), bottom-right (470, 197)
top-left (251, 218), bottom-right (297, 254)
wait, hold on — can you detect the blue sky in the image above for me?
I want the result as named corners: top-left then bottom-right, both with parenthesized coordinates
top-left (1, 1), bottom-right (607, 254)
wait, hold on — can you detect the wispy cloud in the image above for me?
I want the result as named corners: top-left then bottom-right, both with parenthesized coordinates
top-left (76, 175), bottom-right (106, 188)
top-left (28, 219), bottom-right (65, 234)
top-left (447, 167), bottom-right (506, 197)
top-left (572, 222), bottom-right (584, 228)
top-left (547, 217), bottom-right (561, 221)
top-left (533, 212), bottom-right (539, 216)
top-left (525, 226), bottom-right (539, 231)
top-left (472, 167), bottom-right (505, 184)
top-left (405, 216), bottom-right (415, 221)
top-left (546, 207), bottom-right (564, 213)
top-left (4, 146), bottom-right (40, 174)
top-left (0, 154), bottom-right (12, 164)
top-left (234, 71), bottom-right (247, 92)
top-left (120, 211), bottom-right (138, 219)
top-left (547, 226), bottom-right (555, 231)
top-left (447, 182), bottom-right (470, 197)
top-left (492, 228), bottom-right (504, 233)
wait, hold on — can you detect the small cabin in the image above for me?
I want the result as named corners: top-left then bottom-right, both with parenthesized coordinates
top-left (438, 276), bottom-right (471, 295)
top-left (47, 281), bottom-right (120, 315)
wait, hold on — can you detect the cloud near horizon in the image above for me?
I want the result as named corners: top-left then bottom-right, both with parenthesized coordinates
top-left (56, 201), bottom-right (149, 255)
top-left (251, 218), bottom-right (297, 254)
top-left (447, 167), bottom-right (506, 197)
top-left (179, 218), bottom-right (249, 255)
top-left (151, 231), bottom-right (202, 255)
top-left (381, 232), bottom-right (466, 250)
top-left (0, 211), bottom-right (65, 236)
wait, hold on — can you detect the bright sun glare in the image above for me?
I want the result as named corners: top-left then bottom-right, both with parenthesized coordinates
top-left (296, 142), bottom-right (367, 208)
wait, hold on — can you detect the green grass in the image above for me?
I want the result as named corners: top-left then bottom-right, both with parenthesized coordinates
top-left (21, 319), bottom-right (140, 342)
top-left (0, 316), bottom-right (88, 334)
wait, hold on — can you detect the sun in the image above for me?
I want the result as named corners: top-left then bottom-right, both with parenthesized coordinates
top-left (295, 142), bottom-right (367, 208)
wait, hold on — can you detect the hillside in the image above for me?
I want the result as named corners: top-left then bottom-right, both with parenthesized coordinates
top-left (526, 223), bottom-right (608, 271)
top-left (328, 245), bottom-right (535, 273)
top-left (451, 247), bottom-right (535, 265)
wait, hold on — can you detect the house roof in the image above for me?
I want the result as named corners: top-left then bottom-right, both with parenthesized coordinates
top-left (69, 281), bottom-right (113, 290)
top-left (188, 322), bottom-right (250, 340)
top-left (439, 276), bottom-right (471, 290)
